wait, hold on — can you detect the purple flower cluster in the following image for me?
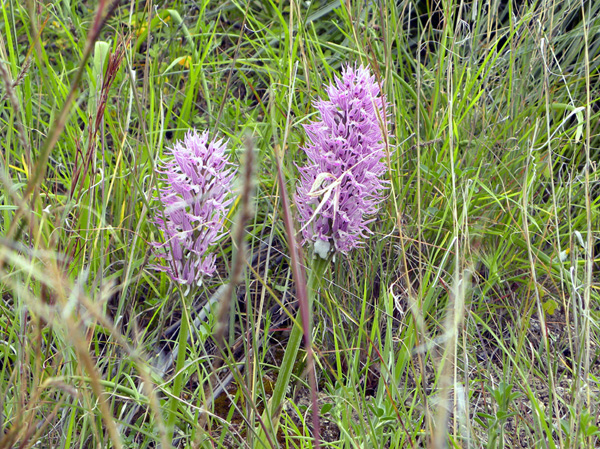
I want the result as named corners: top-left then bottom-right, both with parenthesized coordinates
top-left (295, 65), bottom-right (390, 255)
top-left (151, 130), bottom-right (236, 287)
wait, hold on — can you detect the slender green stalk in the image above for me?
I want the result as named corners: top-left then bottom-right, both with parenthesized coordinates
top-left (257, 253), bottom-right (330, 446)
top-left (165, 289), bottom-right (190, 443)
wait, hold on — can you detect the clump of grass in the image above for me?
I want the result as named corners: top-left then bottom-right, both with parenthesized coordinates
top-left (1, 0), bottom-right (599, 448)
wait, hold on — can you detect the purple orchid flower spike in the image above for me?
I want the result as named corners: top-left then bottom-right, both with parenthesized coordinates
top-left (151, 129), bottom-right (236, 287)
top-left (295, 65), bottom-right (391, 257)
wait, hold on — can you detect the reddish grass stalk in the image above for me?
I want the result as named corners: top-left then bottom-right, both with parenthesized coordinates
top-left (71, 37), bottom-right (129, 199)
top-left (274, 150), bottom-right (321, 448)
top-left (4, 0), bottom-right (121, 246)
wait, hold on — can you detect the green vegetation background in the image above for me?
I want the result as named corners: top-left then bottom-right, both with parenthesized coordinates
top-left (1, 0), bottom-right (599, 448)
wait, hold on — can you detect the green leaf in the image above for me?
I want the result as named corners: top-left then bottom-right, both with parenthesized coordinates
top-left (320, 403), bottom-right (333, 414)
top-left (543, 299), bottom-right (559, 316)
top-left (92, 41), bottom-right (110, 86)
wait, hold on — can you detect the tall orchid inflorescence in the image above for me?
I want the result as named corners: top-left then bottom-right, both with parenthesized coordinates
top-left (151, 129), bottom-right (236, 287)
top-left (295, 65), bottom-right (390, 256)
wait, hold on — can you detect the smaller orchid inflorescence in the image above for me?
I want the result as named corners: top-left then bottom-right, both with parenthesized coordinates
top-left (295, 65), bottom-right (391, 256)
top-left (151, 129), bottom-right (236, 287)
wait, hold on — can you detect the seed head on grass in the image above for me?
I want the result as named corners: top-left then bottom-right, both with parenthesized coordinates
top-left (295, 65), bottom-right (391, 257)
top-left (151, 129), bottom-right (236, 287)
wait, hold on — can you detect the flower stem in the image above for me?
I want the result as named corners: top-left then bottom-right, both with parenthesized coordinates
top-left (258, 252), bottom-right (331, 443)
top-left (166, 291), bottom-right (190, 442)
